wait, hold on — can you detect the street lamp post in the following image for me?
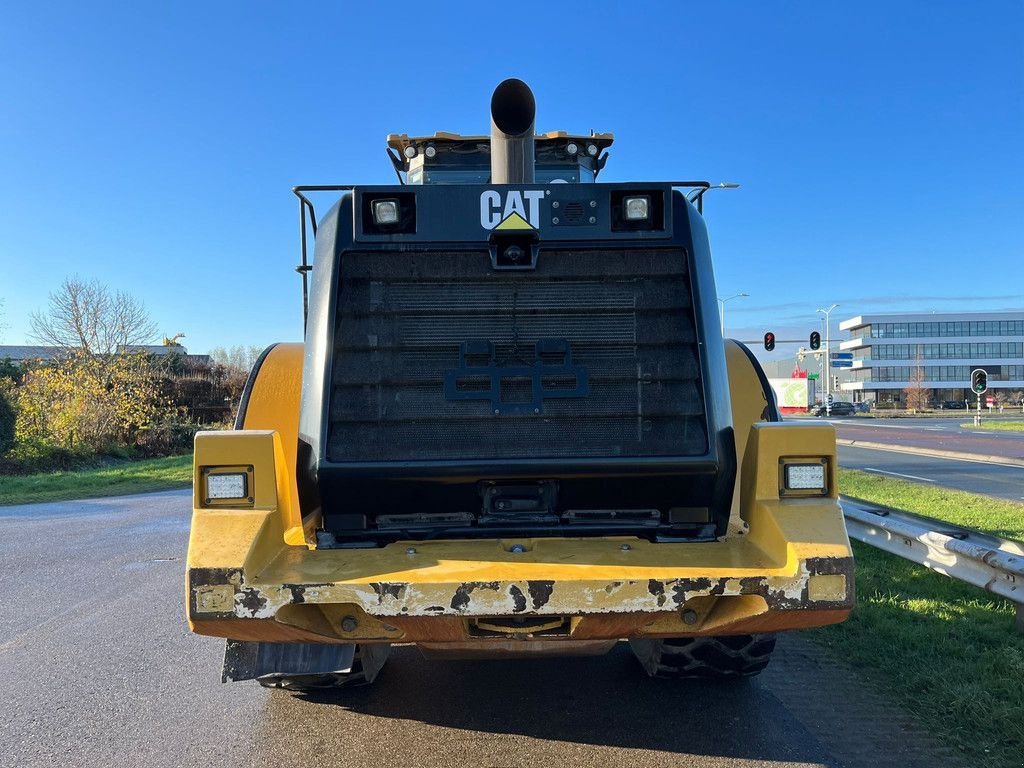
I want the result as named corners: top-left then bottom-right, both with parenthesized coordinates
top-left (718, 292), bottom-right (749, 337)
top-left (816, 303), bottom-right (839, 416)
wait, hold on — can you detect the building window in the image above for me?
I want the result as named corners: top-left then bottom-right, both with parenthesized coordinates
top-left (868, 320), bottom-right (1023, 340)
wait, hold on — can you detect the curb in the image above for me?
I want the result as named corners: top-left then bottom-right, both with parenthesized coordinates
top-left (836, 439), bottom-right (1024, 468)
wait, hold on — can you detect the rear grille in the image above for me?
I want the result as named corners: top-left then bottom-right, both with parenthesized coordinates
top-left (327, 248), bottom-right (707, 462)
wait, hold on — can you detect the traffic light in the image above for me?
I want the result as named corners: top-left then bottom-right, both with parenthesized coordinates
top-left (763, 331), bottom-right (775, 352)
top-left (833, 375), bottom-right (840, 390)
top-left (971, 369), bottom-right (988, 394)
top-left (809, 331), bottom-right (821, 351)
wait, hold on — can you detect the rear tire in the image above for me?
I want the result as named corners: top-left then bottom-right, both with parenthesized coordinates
top-left (629, 634), bottom-right (776, 680)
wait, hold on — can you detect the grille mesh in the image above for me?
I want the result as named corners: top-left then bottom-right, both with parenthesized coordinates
top-left (327, 248), bottom-right (707, 462)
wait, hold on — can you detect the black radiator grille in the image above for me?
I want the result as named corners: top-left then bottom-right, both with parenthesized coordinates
top-left (327, 248), bottom-right (707, 462)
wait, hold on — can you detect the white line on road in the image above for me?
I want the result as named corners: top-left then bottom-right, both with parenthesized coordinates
top-left (833, 421), bottom-right (949, 431)
top-left (839, 421), bottom-right (919, 429)
top-left (863, 467), bottom-right (937, 483)
top-left (837, 443), bottom-right (1024, 470)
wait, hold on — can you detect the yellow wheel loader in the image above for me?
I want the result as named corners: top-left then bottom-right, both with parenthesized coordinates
top-left (187, 79), bottom-right (853, 690)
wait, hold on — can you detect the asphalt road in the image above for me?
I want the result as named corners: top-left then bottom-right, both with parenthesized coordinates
top-left (837, 445), bottom-right (1024, 501)
top-left (0, 491), bottom-right (956, 768)
top-left (825, 417), bottom-right (1024, 461)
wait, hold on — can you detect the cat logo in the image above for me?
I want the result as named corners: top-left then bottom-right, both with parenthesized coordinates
top-left (480, 189), bottom-right (544, 230)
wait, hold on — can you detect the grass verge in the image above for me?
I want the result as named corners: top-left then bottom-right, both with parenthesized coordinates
top-left (0, 454), bottom-right (192, 506)
top-left (807, 470), bottom-right (1024, 767)
top-left (838, 467), bottom-right (1024, 539)
top-left (960, 420), bottom-right (1024, 432)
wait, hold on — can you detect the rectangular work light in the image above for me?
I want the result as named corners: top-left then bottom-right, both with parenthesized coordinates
top-left (779, 459), bottom-right (829, 497)
top-left (371, 199), bottom-right (400, 225)
top-left (207, 473), bottom-right (247, 499)
top-left (201, 466), bottom-right (254, 506)
top-left (622, 194), bottom-right (651, 221)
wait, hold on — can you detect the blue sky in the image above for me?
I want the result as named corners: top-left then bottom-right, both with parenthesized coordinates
top-left (1, 2), bottom-right (1021, 357)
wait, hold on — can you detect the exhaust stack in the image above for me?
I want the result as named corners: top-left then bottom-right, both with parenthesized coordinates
top-left (490, 79), bottom-right (536, 184)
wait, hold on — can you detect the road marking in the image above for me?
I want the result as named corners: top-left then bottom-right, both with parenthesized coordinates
top-left (838, 422), bottom-right (926, 430)
top-left (863, 467), bottom-right (937, 483)
top-left (840, 444), bottom-right (1024, 470)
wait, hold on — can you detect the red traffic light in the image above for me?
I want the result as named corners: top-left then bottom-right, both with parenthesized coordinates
top-left (763, 332), bottom-right (776, 352)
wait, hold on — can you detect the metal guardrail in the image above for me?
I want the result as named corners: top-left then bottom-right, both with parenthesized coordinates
top-left (841, 497), bottom-right (1024, 630)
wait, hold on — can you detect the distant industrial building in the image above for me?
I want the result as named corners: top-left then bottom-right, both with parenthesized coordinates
top-left (837, 311), bottom-right (1024, 405)
top-left (0, 345), bottom-right (66, 362)
top-left (0, 344), bottom-right (210, 365)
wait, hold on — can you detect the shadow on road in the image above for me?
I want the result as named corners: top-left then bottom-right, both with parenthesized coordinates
top-left (287, 643), bottom-right (824, 762)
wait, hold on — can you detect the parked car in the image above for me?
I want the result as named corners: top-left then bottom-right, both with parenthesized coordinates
top-left (812, 401), bottom-right (856, 417)
top-left (939, 400), bottom-right (967, 410)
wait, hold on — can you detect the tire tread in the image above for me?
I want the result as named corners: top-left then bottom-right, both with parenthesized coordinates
top-left (641, 634), bottom-right (776, 680)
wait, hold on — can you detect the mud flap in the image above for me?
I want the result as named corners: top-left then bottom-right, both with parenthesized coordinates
top-left (221, 640), bottom-right (357, 683)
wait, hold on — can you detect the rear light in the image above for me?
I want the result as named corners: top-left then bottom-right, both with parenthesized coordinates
top-left (779, 459), bottom-right (830, 497)
top-left (610, 189), bottom-right (664, 232)
top-left (201, 466), bottom-right (254, 507)
top-left (371, 199), bottom-right (400, 225)
top-left (361, 193), bottom-right (417, 235)
top-left (208, 473), bottom-right (247, 499)
top-left (623, 195), bottom-right (651, 222)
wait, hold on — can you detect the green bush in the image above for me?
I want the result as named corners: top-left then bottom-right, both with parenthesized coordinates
top-left (0, 357), bottom-right (24, 384)
top-left (15, 352), bottom-right (173, 455)
top-left (0, 440), bottom-right (95, 475)
top-left (1, 351), bottom-right (236, 471)
top-left (0, 387), bottom-right (15, 455)
top-left (135, 418), bottom-right (201, 456)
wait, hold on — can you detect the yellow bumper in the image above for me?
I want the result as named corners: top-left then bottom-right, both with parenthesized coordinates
top-left (187, 423), bottom-right (853, 644)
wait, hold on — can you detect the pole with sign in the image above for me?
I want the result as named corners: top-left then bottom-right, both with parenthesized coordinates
top-left (816, 304), bottom-right (839, 417)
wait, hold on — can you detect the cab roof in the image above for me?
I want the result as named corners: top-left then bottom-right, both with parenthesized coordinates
top-left (386, 131), bottom-right (614, 155)
top-left (386, 131), bottom-right (614, 173)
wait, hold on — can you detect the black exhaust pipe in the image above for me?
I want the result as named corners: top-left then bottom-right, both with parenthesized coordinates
top-left (490, 78), bottom-right (535, 184)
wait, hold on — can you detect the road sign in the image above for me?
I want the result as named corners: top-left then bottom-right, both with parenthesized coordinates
top-left (807, 373), bottom-right (819, 380)
top-left (827, 394), bottom-right (834, 405)
top-left (830, 352), bottom-right (853, 361)
top-left (831, 360), bottom-right (852, 369)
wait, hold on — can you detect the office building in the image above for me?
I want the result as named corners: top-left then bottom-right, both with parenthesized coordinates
top-left (837, 311), bottom-right (1024, 405)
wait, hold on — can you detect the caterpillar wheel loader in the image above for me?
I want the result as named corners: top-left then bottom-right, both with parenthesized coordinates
top-left (186, 79), bottom-right (853, 691)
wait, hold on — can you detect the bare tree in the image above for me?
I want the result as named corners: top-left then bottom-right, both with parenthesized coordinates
top-left (29, 277), bottom-right (158, 356)
top-left (903, 345), bottom-right (929, 412)
top-left (209, 345), bottom-right (264, 374)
